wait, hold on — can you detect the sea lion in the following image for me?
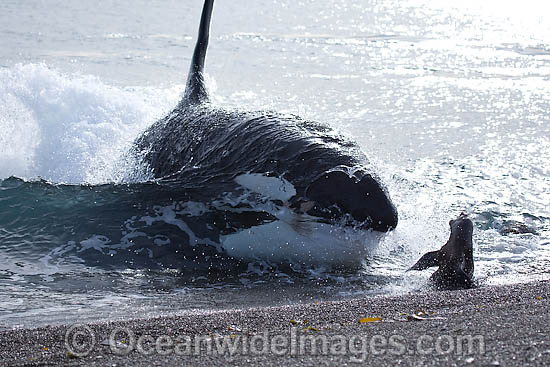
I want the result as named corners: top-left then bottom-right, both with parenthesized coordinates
top-left (409, 213), bottom-right (474, 289)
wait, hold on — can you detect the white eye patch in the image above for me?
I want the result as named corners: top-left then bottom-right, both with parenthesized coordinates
top-left (235, 173), bottom-right (297, 202)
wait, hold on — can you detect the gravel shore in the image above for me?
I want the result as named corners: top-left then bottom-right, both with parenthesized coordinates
top-left (1, 280), bottom-right (548, 366)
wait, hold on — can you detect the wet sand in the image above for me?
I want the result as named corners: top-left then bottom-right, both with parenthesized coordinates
top-left (0, 280), bottom-right (548, 366)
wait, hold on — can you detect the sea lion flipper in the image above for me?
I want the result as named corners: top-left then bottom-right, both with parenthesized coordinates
top-left (408, 250), bottom-right (439, 271)
top-left (454, 267), bottom-right (474, 288)
top-left (432, 266), bottom-right (474, 289)
top-left (184, 0), bottom-right (214, 104)
top-left (429, 267), bottom-right (474, 289)
top-left (463, 245), bottom-right (474, 278)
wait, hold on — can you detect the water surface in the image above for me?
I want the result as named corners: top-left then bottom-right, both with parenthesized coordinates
top-left (1, 0), bottom-right (549, 329)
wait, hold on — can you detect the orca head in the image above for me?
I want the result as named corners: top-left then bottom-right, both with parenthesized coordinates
top-left (300, 170), bottom-right (398, 232)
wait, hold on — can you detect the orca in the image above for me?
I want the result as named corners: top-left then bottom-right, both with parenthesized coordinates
top-left (132, 0), bottom-right (398, 263)
top-left (409, 213), bottom-right (475, 289)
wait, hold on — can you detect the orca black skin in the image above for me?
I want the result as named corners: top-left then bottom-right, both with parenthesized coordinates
top-left (409, 214), bottom-right (475, 289)
top-left (134, 0), bottom-right (398, 232)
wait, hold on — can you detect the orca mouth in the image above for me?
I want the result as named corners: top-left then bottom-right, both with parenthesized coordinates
top-left (299, 170), bottom-right (398, 232)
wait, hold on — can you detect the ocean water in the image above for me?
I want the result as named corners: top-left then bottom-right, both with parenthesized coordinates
top-left (1, 0), bottom-right (549, 329)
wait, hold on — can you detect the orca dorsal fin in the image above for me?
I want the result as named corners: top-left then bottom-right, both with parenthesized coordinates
top-left (183, 0), bottom-right (214, 105)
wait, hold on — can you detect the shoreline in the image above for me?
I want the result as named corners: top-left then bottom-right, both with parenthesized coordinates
top-left (0, 280), bottom-right (548, 366)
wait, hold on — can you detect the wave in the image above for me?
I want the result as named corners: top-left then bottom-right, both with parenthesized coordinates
top-left (0, 63), bottom-right (180, 184)
top-left (0, 64), bottom-right (547, 287)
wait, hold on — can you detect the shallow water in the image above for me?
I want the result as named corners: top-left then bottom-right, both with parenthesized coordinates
top-left (1, 0), bottom-right (549, 329)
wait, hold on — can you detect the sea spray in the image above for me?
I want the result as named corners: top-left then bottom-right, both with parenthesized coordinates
top-left (0, 63), bottom-right (180, 183)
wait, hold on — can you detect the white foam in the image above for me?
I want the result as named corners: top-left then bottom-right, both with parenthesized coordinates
top-left (138, 203), bottom-right (220, 249)
top-left (0, 63), bottom-right (180, 184)
top-left (79, 235), bottom-right (112, 252)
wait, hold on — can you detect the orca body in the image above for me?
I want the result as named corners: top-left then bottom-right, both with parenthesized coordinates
top-left (133, 0), bottom-right (398, 263)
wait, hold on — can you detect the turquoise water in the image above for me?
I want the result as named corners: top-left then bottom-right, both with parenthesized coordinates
top-left (0, 0), bottom-right (549, 328)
